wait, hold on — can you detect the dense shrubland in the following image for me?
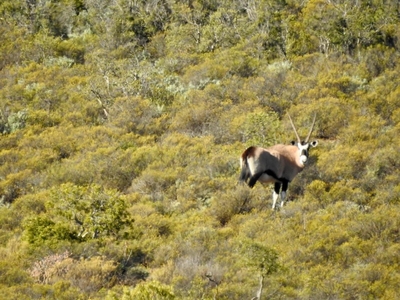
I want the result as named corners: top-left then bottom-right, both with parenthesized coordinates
top-left (1, 0), bottom-right (400, 298)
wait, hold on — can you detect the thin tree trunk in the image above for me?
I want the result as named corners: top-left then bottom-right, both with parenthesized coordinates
top-left (255, 274), bottom-right (264, 299)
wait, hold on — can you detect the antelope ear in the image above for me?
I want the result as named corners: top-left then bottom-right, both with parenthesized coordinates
top-left (290, 141), bottom-right (296, 145)
top-left (310, 140), bottom-right (318, 147)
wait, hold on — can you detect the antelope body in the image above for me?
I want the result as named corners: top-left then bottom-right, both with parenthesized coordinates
top-left (239, 114), bottom-right (318, 209)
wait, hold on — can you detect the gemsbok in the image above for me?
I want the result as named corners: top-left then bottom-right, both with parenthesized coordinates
top-left (239, 114), bottom-right (318, 210)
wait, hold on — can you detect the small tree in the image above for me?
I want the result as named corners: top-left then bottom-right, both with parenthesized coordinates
top-left (242, 241), bottom-right (280, 300)
top-left (51, 183), bottom-right (132, 240)
top-left (243, 110), bottom-right (283, 146)
top-left (23, 183), bottom-right (132, 245)
top-left (120, 281), bottom-right (175, 300)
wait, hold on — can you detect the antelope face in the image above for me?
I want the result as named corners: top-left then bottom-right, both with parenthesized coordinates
top-left (295, 141), bottom-right (318, 164)
top-left (288, 113), bottom-right (318, 165)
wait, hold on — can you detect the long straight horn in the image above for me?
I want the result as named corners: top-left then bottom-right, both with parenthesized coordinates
top-left (287, 113), bottom-right (301, 144)
top-left (305, 113), bottom-right (317, 143)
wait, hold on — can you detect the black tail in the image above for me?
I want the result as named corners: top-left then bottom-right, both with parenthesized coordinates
top-left (239, 146), bottom-right (263, 188)
top-left (239, 159), bottom-right (251, 183)
top-left (239, 159), bottom-right (262, 188)
top-left (239, 147), bottom-right (254, 185)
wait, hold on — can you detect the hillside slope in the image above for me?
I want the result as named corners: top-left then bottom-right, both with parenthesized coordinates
top-left (0, 0), bottom-right (399, 298)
